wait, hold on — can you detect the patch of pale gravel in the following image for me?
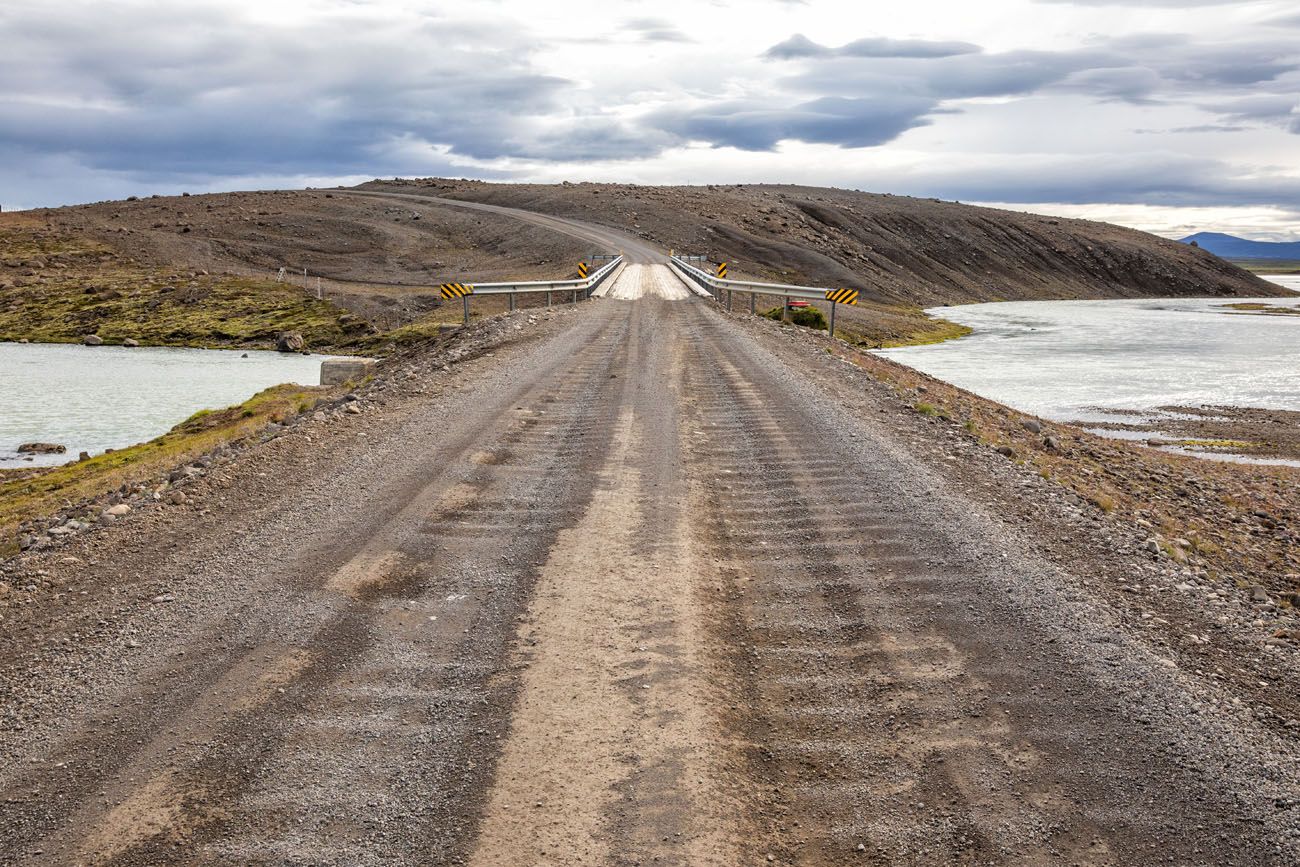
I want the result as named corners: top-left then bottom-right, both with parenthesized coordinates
top-left (601, 264), bottom-right (690, 302)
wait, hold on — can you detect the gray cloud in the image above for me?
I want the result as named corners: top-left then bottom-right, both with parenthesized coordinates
top-left (770, 33), bottom-right (1299, 111)
top-left (653, 95), bottom-right (937, 151)
top-left (0, 1), bottom-right (616, 180)
top-left (868, 154), bottom-right (1300, 209)
top-left (1134, 124), bottom-right (1249, 133)
top-left (765, 33), bottom-right (978, 60)
top-left (621, 17), bottom-right (693, 43)
top-left (764, 34), bottom-right (830, 58)
top-left (1198, 93), bottom-right (1300, 127)
top-left (1060, 66), bottom-right (1164, 103)
top-left (2, 0), bottom-right (1299, 224)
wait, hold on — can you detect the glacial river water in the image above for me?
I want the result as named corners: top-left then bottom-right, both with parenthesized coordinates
top-left (876, 287), bottom-right (1300, 431)
top-left (1, 343), bottom-right (334, 467)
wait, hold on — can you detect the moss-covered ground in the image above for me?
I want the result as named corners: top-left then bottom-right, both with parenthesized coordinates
top-left (0, 221), bottom-right (371, 349)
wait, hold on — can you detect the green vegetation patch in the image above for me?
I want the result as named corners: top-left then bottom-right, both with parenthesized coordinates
top-left (0, 272), bottom-right (370, 349)
top-left (876, 316), bottom-right (972, 348)
top-left (0, 384), bottom-right (329, 545)
top-left (760, 305), bottom-right (828, 330)
top-left (1220, 302), bottom-right (1300, 316)
top-left (1228, 259), bottom-right (1300, 275)
top-left (0, 221), bottom-right (376, 351)
top-left (1174, 438), bottom-right (1259, 451)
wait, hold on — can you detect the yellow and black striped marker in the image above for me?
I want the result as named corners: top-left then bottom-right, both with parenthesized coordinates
top-left (440, 282), bottom-right (474, 300)
top-left (825, 288), bottom-right (859, 305)
top-left (717, 262), bottom-right (728, 278)
top-left (577, 261), bottom-right (590, 278)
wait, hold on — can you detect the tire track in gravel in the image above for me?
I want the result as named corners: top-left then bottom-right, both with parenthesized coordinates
top-left (1, 303), bottom-right (640, 865)
top-left (673, 302), bottom-right (1297, 865)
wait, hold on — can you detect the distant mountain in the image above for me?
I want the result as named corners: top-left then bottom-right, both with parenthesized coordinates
top-left (1179, 232), bottom-right (1300, 259)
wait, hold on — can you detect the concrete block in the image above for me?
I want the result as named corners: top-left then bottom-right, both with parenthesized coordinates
top-left (320, 358), bottom-right (375, 386)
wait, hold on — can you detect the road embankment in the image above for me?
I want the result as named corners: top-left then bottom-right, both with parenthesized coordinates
top-left (1, 279), bottom-right (1297, 864)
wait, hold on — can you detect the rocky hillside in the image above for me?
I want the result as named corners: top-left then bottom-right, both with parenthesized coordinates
top-left (0, 191), bottom-right (593, 348)
top-left (370, 178), bottom-right (1282, 306)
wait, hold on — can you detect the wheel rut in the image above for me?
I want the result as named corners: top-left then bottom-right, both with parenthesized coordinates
top-left (674, 304), bottom-right (1291, 865)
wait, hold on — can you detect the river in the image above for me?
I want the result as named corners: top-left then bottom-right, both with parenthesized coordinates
top-left (876, 288), bottom-right (1300, 450)
top-left (1, 343), bottom-right (335, 467)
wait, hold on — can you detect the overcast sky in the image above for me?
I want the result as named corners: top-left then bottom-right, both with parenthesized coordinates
top-left (2, 0), bottom-right (1298, 239)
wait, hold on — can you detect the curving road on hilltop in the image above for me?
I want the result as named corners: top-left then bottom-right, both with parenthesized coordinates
top-left (337, 188), bottom-right (664, 264)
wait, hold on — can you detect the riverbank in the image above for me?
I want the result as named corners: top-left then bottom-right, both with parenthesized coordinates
top-left (0, 382), bottom-right (333, 555)
top-left (825, 334), bottom-right (1300, 606)
top-left (1087, 404), bottom-right (1300, 463)
top-left (0, 308), bottom-right (534, 555)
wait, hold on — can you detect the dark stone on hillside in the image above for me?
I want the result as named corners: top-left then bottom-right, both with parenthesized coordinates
top-left (18, 442), bottom-right (67, 454)
top-left (276, 331), bottom-right (305, 352)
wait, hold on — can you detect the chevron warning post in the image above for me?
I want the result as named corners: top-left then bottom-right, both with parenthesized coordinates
top-left (440, 282), bottom-right (474, 300)
top-left (577, 261), bottom-right (589, 278)
top-left (717, 262), bottom-right (728, 278)
top-left (825, 288), bottom-right (859, 305)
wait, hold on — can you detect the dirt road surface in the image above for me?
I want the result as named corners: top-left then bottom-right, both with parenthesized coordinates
top-left (2, 264), bottom-right (1298, 865)
top-left (337, 189), bottom-right (662, 265)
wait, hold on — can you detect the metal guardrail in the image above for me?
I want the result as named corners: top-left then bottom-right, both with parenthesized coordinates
top-left (670, 255), bottom-right (858, 336)
top-left (442, 256), bottom-right (624, 324)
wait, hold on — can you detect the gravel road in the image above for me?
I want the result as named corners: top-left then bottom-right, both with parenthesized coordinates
top-left (2, 265), bottom-right (1297, 865)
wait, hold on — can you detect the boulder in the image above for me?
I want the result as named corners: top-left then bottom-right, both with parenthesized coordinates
top-left (276, 331), bottom-right (305, 352)
top-left (17, 442), bottom-right (66, 454)
top-left (1021, 419), bottom-right (1042, 434)
top-left (83, 334), bottom-right (104, 346)
top-left (123, 338), bottom-right (140, 347)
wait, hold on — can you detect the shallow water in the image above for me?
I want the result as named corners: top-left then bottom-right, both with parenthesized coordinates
top-left (1, 343), bottom-right (336, 467)
top-left (876, 295), bottom-right (1300, 431)
top-left (1260, 273), bottom-right (1300, 293)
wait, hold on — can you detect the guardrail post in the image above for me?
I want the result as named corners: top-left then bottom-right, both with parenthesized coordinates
top-left (782, 296), bottom-right (790, 322)
top-left (829, 300), bottom-right (837, 337)
top-left (508, 294), bottom-right (516, 313)
top-left (546, 291), bottom-right (552, 307)
top-left (727, 289), bottom-right (733, 312)
top-left (463, 296), bottom-right (470, 325)
top-left (749, 292), bottom-right (755, 315)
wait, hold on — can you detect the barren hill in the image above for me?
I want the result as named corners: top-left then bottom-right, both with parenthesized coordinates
top-left (367, 178), bottom-right (1279, 306)
top-left (3, 179), bottom-right (1283, 351)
